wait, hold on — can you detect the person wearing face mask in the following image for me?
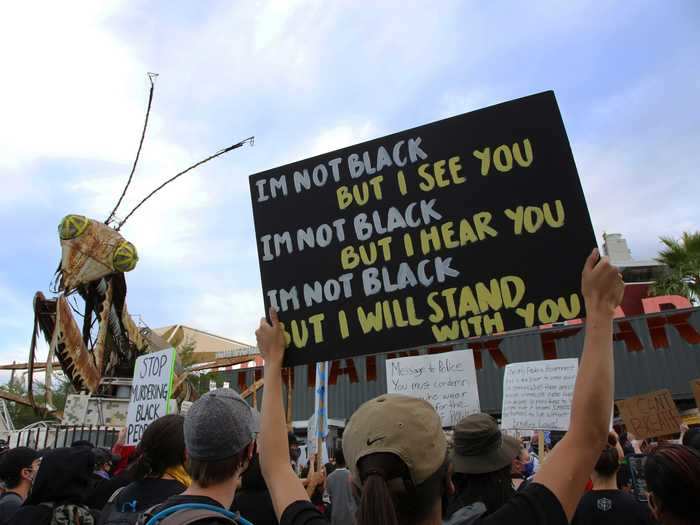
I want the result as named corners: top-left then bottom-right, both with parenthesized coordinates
top-left (511, 445), bottom-right (531, 491)
top-left (289, 433), bottom-right (302, 473)
top-left (0, 447), bottom-right (40, 524)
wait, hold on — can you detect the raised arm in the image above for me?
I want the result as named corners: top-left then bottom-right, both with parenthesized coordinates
top-left (533, 248), bottom-right (624, 521)
top-left (256, 307), bottom-right (311, 520)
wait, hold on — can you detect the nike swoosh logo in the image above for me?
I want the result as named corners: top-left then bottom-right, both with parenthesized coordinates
top-left (366, 436), bottom-right (385, 446)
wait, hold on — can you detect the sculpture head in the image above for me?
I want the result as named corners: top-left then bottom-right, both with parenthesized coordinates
top-left (57, 215), bottom-right (138, 292)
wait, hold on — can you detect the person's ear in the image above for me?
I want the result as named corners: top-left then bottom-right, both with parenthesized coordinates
top-left (247, 441), bottom-right (255, 461)
top-left (20, 467), bottom-right (33, 483)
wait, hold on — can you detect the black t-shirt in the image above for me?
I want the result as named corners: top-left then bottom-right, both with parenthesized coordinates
top-left (572, 489), bottom-right (655, 525)
top-left (279, 483), bottom-right (566, 525)
top-left (111, 478), bottom-right (186, 513)
top-left (88, 470), bottom-right (134, 510)
top-left (475, 483), bottom-right (567, 525)
top-left (280, 500), bottom-right (328, 525)
top-left (232, 488), bottom-right (278, 525)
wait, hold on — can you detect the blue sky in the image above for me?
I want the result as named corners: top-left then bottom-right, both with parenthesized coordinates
top-left (1, 0), bottom-right (698, 366)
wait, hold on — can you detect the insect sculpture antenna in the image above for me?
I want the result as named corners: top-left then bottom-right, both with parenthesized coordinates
top-left (105, 72), bottom-right (159, 226)
top-left (115, 135), bottom-right (254, 231)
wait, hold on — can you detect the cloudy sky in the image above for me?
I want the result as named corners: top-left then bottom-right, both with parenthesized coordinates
top-left (1, 0), bottom-right (698, 366)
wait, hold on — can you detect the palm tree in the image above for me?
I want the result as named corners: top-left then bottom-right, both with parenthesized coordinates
top-left (650, 231), bottom-right (700, 303)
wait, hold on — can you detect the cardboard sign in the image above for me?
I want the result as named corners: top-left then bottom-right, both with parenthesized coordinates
top-left (501, 358), bottom-right (578, 431)
top-left (125, 348), bottom-right (176, 445)
top-left (692, 378), bottom-right (700, 409)
top-left (616, 389), bottom-right (682, 440)
top-left (249, 91), bottom-right (595, 366)
top-left (386, 349), bottom-right (480, 427)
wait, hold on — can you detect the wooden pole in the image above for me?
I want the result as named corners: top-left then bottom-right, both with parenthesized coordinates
top-left (538, 430), bottom-right (545, 459)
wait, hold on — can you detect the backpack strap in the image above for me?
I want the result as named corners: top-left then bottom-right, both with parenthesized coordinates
top-left (107, 485), bottom-right (128, 504)
top-left (157, 509), bottom-right (237, 525)
top-left (142, 503), bottom-right (252, 525)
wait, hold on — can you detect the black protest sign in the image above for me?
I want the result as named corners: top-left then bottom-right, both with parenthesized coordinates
top-left (249, 91), bottom-right (595, 367)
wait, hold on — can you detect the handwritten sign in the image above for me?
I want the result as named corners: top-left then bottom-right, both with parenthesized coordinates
top-left (692, 378), bottom-right (700, 409)
top-left (501, 358), bottom-right (578, 431)
top-left (385, 349), bottom-right (480, 427)
top-left (616, 389), bottom-right (682, 440)
top-left (125, 348), bottom-right (176, 445)
top-left (249, 91), bottom-right (595, 366)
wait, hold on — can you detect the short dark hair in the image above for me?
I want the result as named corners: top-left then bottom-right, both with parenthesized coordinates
top-left (71, 440), bottom-right (94, 449)
top-left (188, 446), bottom-right (250, 488)
top-left (645, 444), bottom-right (700, 523)
top-left (335, 448), bottom-right (346, 467)
top-left (0, 447), bottom-right (39, 489)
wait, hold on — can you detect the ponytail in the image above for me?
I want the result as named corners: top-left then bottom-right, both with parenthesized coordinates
top-left (130, 451), bottom-right (152, 481)
top-left (357, 472), bottom-right (399, 525)
top-left (355, 452), bottom-right (448, 525)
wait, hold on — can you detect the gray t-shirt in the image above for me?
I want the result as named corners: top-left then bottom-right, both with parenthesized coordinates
top-left (325, 468), bottom-right (356, 525)
top-left (0, 492), bottom-right (23, 525)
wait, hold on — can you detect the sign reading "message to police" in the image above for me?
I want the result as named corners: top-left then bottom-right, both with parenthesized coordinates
top-left (249, 91), bottom-right (596, 367)
top-left (126, 348), bottom-right (176, 445)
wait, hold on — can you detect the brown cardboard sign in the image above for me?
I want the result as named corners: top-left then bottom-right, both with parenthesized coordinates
top-left (616, 389), bottom-right (682, 440)
top-left (692, 378), bottom-right (700, 409)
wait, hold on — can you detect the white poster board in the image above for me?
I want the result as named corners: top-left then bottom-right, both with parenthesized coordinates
top-left (125, 348), bottom-right (176, 445)
top-left (501, 358), bottom-right (578, 431)
top-left (385, 349), bottom-right (480, 427)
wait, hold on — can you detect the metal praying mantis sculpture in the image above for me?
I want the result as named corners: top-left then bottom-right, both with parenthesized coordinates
top-left (26, 73), bottom-right (253, 414)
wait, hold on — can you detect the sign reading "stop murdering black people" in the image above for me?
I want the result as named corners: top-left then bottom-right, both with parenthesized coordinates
top-left (249, 91), bottom-right (596, 367)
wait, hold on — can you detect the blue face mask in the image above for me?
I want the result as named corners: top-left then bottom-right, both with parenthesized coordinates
top-left (522, 460), bottom-right (535, 478)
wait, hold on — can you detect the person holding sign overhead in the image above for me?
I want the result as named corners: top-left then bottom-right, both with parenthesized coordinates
top-left (256, 247), bottom-right (625, 525)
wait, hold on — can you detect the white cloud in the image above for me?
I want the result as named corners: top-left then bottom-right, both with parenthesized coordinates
top-left (0, 2), bottom-right (146, 168)
top-left (186, 287), bottom-right (263, 346)
top-left (307, 122), bottom-right (378, 158)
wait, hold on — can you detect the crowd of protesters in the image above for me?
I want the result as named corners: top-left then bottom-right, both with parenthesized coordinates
top-left (0, 250), bottom-right (699, 524)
